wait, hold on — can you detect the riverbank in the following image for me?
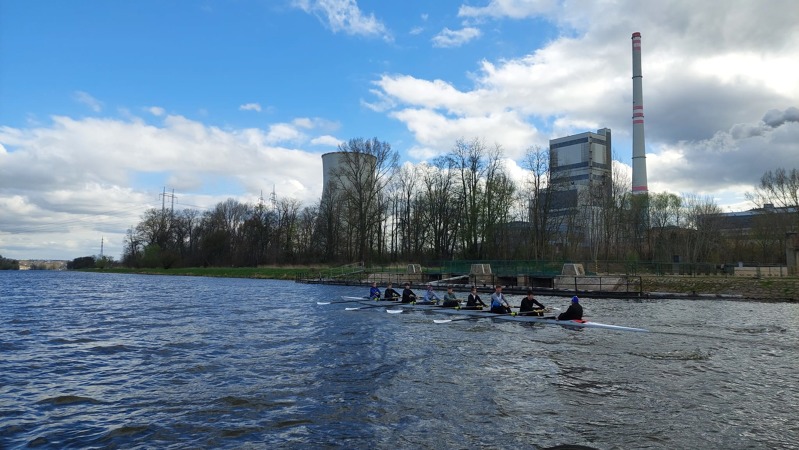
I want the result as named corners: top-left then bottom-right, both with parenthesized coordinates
top-left (88, 266), bottom-right (799, 302)
top-left (642, 275), bottom-right (798, 302)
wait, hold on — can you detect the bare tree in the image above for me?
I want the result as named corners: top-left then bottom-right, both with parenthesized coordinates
top-left (747, 168), bottom-right (799, 212)
top-left (519, 145), bottom-right (559, 260)
top-left (449, 138), bottom-right (486, 259)
top-left (332, 138), bottom-right (398, 262)
top-left (681, 194), bottom-right (723, 265)
top-left (648, 192), bottom-right (683, 261)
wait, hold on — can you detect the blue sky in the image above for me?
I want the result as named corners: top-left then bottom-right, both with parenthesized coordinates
top-left (1, 0), bottom-right (798, 260)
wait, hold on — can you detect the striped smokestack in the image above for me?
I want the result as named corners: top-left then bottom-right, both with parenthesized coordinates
top-left (631, 32), bottom-right (648, 194)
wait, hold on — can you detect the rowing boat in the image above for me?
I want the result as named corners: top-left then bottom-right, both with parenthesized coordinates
top-left (351, 299), bottom-right (648, 333)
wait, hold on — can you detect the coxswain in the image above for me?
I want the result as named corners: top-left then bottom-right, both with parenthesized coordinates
top-left (519, 289), bottom-right (545, 315)
top-left (490, 285), bottom-right (511, 314)
top-left (557, 296), bottom-right (584, 320)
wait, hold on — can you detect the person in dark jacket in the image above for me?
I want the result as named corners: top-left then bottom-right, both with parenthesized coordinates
top-left (557, 296), bottom-right (584, 320)
top-left (401, 282), bottom-right (417, 303)
top-left (519, 289), bottom-right (545, 315)
top-left (465, 286), bottom-right (487, 309)
top-left (384, 282), bottom-right (401, 301)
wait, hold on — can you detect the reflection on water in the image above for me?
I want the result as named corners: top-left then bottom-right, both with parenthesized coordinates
top-left (1, 270), bottom-right (798, 449)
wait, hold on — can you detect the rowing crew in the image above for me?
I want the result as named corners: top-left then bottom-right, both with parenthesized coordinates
top-left (490, 284), bottom-right (583, 320)
top-left (369, 282), bottom-right (582, 320)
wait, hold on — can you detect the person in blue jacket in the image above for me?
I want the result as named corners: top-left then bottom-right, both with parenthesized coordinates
top-left (421, 284), bottom-right (440, 304)
top-left (369, 282), bottom-right (381, 301)
top-left (558, 296), bottom-right (584, 320)
top-left (490, 285), bottom-right (511, 314)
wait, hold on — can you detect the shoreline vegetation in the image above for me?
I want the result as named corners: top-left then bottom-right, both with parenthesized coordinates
top-left (85, 266), bottom-right (799, 302)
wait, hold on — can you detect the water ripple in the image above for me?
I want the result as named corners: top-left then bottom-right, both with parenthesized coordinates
top-left (1, 271), bottom-right (797, 449)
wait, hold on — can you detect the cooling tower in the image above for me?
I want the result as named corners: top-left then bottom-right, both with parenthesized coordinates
top-left (321, 151), bottom-right (377, 199)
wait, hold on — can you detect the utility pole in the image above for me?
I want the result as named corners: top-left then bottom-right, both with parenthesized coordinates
top-left (159, 187), bottom-right (177, 216)
top-left (100, 236), bottom-right (104, 257)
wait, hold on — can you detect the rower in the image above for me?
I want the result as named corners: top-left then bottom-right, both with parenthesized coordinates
top-left (401, 282), bottom-right (417, 303)
top-left (557, 296), bottom-right (584, 320)
top-left (489, 285), bottom-right (511, 314)
top-left (519, 289), bottom-right (545, 315)
top-left (420, 284), bottom-right (440, 305)
top-left (384, 282), bottom-right (400, 301)
top-left (369, 282), bottom-right (381, 301)
top-left (441, 286), bottom-right (459, 307)
top-left (464, 286), bottom-right (487, 310)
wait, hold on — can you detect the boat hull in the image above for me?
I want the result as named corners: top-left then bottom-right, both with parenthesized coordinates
top-left (355, 300), bottom-right (649, 333)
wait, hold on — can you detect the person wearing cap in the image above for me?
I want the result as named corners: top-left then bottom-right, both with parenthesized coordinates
top-left (421, 284), bottom-right (440, 304)
top-left (490, 285), bottom-right (512, 314)
top-left (519, 289), bottom-right (546, 315)
top-left (369, 281), bottom-right (381, 301)
top-left (384, 282), bottom-right (400, 301)
top-left (464, 286), bottom-right (487, 310)
top-left (558, 296), bottom-right (584, 320)
top-left (441, 286), bottom-right (459, 307)
top-left (401, 282), bottom-right (417, 303)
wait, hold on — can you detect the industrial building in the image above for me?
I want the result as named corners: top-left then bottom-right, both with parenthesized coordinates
top-left (549, 127), bottom-right (613, 208)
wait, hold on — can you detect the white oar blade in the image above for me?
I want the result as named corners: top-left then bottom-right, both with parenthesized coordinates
top-left (344, 307), bottom-right (361, 311)
top-left (386, 309), bottom-right (403, 314)
top-left (433, 319), bottom-right (454, 324)
top-left (316, 302), bottom-right (331, 305)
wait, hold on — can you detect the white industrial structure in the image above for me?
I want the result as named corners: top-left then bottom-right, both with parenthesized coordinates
top-left (548, 128), bottom-right (613, 245)
top-left (549, 127), bottom-right (613, 206)
top-left (631, 31), bottom-right (649, 194)
top-left (321, 151), bottom-right (377, 200)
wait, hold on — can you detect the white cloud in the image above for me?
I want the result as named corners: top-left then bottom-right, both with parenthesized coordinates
top-left (0, 114), bottom-right (329, 260)
top-left (73, 91), bottom-right (103, 112)
top-left (148, 106), bottom-right (165, 116)
top-left (458, 0), bottom-right (558, 19)
top-left (371, 0), bottom-right (799, 209)
top-left (293, 0), bottom-right (392, 40)
top-left (648, 110), bottom-right (799, 199)
top-left (239, 103), bottom-right (262, 112)
top-left (311, 135), bottom-right (342, 146)
top-left (431, 27), bottom-right (481, 48)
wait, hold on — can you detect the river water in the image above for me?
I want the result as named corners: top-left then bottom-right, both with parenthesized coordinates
top-left (1, 271), bottom-right (797, 449)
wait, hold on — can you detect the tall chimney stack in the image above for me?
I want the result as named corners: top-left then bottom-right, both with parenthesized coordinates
top-left (631, 32), bottom-right (648, 194)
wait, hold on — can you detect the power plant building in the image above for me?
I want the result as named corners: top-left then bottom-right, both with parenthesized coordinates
top-left (321, 151), bottom-right (377, 200)
top-left (546, 128), bottom-right (613, 246)
top-left (549, 127), bottom-right (613, 209)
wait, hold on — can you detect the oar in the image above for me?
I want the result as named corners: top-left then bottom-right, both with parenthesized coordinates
top-left (316, 297), bottom-right (368, 305)
top-left (433, 315), bottom-right (491, 324)
top-left (344, 304), bottom-right (388, 311)
top-left (514, 309), bottom-right (549, 316)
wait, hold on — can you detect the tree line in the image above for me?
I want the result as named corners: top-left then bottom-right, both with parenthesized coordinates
top-left (0, 254), bottom-right (20, 270)
top-left (114, 137), bottom-right (798, 270)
